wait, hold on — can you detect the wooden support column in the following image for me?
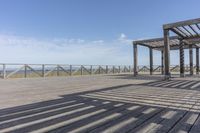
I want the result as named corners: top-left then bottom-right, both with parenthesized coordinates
top-left (133, 43), bottom-right (138, 76)
top-left (189, 45), bottom-right (193, 75)
top-left (196, 48), bottom-right (199, 75)
top-left (163, 29), bottom-right (170, 78)
top-left (161, 50), bottom-right (164, 75)
top-left (179, 42), bottom-right (185, 77)
top-left (42, 64), bottom-right (45, 77)
top-left (149, 48), bottom-right (153, 75)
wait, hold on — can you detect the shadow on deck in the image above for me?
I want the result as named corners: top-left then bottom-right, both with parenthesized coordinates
top-left (1, 82), bottom-right (200, 133)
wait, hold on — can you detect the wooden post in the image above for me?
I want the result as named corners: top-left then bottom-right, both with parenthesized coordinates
top-left (161, 50), bottom-right (164, 75)
top-left (133, 43), bottom-right (138, 76)
top-left (163, 29), bottom-right (170, 79)
top-left (196, 48), bottom-right (199, 75)
top-left (99, 66), bottom-right (101, 74)
top-left (57, 65), bottom-right (59, 76)
top-left (70, 65), bottom-right (72, 76)
top-left (113, 66), bottom-right (115, 74)
top-left (189, 45), bottom-right (193, 75)
top-left (90, 65), bottom-right (92, 75)
top-left (118, 66), bottom-right (120, 73)
top-left (42, 64), bottom-right (45, 77)
top-left (3, 64), bottom-right (6, 79)
top-left (124, 66), bottom-right (126, 73)
top-left (179, 42), bottom-right (185, 77)
top-left (106, 65), bottom-right (108, 74)
top-left (80, 65), bottom-right (83, 75)
top-left (24, 64), bottom-right (27, 78)
top-left (149, 48), bottom-right (153, 75)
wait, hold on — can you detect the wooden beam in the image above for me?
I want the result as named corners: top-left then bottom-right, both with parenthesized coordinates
top-left (133, 43), bottom-right (138, 76)
top-left (163, 18), bottom-right (200, 29)
top-left (149, 48), bottom-right (153, 75)
top-left (137, 43), bottom-right (152, 48)
top-left (163, 29), bottom-right (171, 78)
top-left (133, 36), bottom-right (179, 44)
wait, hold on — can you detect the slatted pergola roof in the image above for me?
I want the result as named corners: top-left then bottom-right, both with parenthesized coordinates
top-left (163, 18), bottom-right (200, 39)
top-left (133, 36), bottom-right (180, 50)
top-left (133, 18), bottom-right (200, 51)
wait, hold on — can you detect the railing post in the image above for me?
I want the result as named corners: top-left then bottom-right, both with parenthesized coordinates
top-left (57, 65), bottom-right (59, 76)
top-left (129, 66), bottom-right (131, 72)
top-left (3, 64), bottom-right (6, 79)
top-left (99, 66), bottom-right (101, 74)
top-left (70, 65), bottom-right (72, 76)
top-left (81, 65), bottom-right (83, 75)
top-left (24, 64), bottom-right (27, 78)
top-left (42, 64), bottom-right (45, 77)
top-left (113, 66), bottom-right (115, 74)
top-left (119, 66), bottom-right (120, 73)
top-left (90, 65), bottom-right (92, 75)
top-left (106, 65), bottom-right (108, 74)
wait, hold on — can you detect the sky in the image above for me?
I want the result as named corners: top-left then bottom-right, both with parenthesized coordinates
top-left (0, 0), bottom-right (199, 65)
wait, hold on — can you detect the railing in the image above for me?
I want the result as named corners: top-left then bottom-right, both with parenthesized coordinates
top-left (137, 65), bottom-right (197, 73)
top-left (0, 64), bottom-right (133, 79)
top-left (0, 63), bottom-right (197, 79)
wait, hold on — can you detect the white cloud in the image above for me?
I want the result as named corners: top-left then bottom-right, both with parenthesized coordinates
top-left (92, 40), bottom-right (104, 44)
top-left (118, 33), bottom-right (132, 44)
top-left (0, 34), bottom-right (133, 65)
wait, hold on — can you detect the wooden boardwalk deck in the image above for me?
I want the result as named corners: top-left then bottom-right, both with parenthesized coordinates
top-left (1, 74), bottom-right (200, 133)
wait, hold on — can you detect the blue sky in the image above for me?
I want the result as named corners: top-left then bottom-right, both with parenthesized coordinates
top-left (0, 0), bottom-right (199, 65)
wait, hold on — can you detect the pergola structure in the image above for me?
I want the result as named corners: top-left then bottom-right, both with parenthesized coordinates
top-left (133, 18), bottom-right (200, 78)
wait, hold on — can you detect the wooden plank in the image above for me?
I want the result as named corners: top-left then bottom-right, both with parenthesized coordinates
top-left (168, 112), bottom-right (199, 133)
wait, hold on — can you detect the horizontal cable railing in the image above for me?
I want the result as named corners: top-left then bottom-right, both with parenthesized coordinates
top-left (0, 64), bottom-right (133, 79)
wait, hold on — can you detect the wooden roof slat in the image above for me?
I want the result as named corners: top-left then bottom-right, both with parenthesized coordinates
top-left (176, 27), bottom-right (190, 37)
top-left (195, 24), bottom-right (200, 31)
top-left (188, 25), bottom-right (199, 36)
top-left (170, 28), bottom-right (186, 38)
top-left (182, 26), bottom-right (194, 36)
